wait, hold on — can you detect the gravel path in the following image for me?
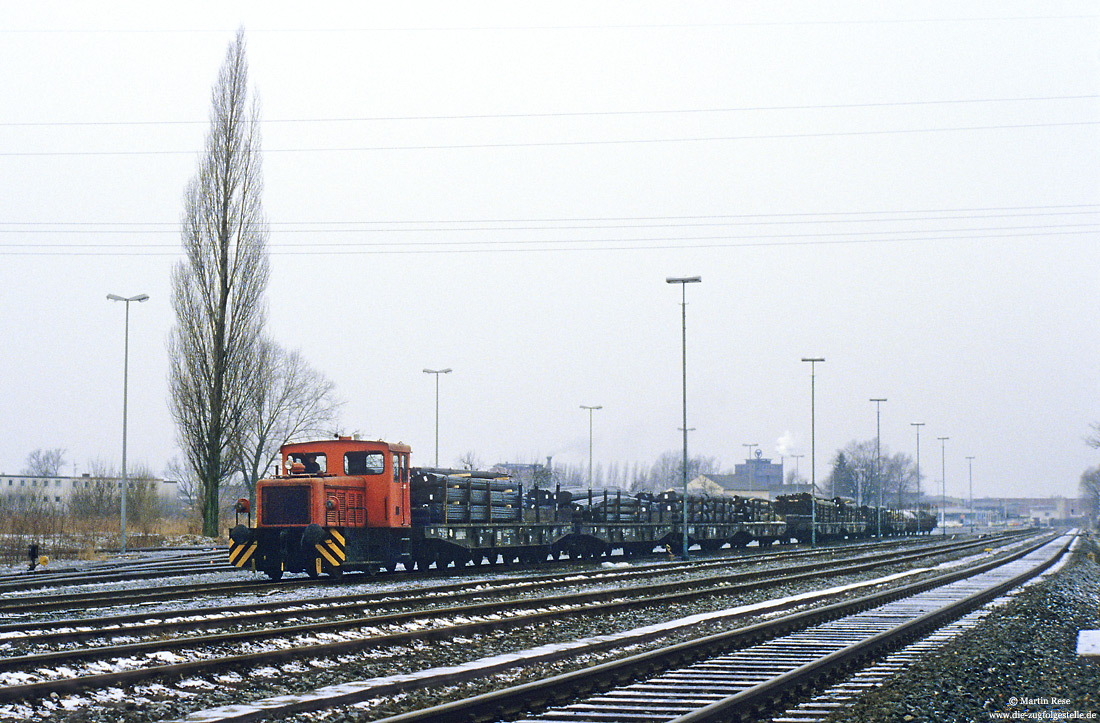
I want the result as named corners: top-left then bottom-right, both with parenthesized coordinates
top-left (825, 533), bottom-right (1100, 723)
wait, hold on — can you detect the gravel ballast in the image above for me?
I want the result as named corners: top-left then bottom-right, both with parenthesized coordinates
top-left (825, 533), bottom-right (1100, 722)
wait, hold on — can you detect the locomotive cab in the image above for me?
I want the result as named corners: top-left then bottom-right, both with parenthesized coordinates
top-left (229, 437), bottom-right (412, 579)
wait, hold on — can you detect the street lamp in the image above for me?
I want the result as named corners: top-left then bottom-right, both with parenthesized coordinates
top-left (801, 357), bottom-right (825, 548)
top-left (667, 275), bottom-right (701, 561)
top-left (107, 292), bottom-right (149, 554)
top-left (938, 436), bottom-right (949, 536)
top-left (870, 398), bottom-right (886, 537)
top-left (911, 423), bottom-right (924, 527)
top-left (966, 456), bottom-right (975, 535)
top-left (580, 405), bottom-right (602, 487)
top-left (423, 368), bottom-right (452, 467)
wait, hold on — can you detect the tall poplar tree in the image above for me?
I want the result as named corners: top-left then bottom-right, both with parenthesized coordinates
top-left (169, 29), bottom-right (269, 537)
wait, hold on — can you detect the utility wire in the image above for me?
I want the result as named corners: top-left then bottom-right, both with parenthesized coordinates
top-left (2, 227), bottom-right (1094, 256)
top-left (3, 120), bottom-right (1097, 156)
top-left (4, 95), bottom-right (1096, 127)
top-left (4, 210), bottom-right (1100, 234)
top-left (4, 222), bottom-right (1098, 247)
top-left (3, 205), bottom-right (1098, 234)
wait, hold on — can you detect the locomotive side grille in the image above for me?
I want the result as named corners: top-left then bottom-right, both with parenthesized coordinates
top-left (261, 485), bottom-right (310, 525)
top-left (325, 489), bottom-right (365, 526)
top-left (326, 491), bottom-right (346, 526)
top-left (349, 491), bottom-right (364, 525)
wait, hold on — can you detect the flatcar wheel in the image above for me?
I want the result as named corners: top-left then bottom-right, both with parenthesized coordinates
top-left (327, 566), bottom-right (342, 579)
top-left (307, 564), bottom-right (320, 579)
top-left (263, 567), bottom-right (283, 581)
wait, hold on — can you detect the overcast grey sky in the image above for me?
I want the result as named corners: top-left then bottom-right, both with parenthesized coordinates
top-left (1, 1), bottom-right (1097, 501)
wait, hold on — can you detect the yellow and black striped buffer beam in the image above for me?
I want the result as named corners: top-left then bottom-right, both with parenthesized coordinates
top-left (315, 529), bottom-right (346, 567)
top-left (229, 539), bottom-right (257, 568)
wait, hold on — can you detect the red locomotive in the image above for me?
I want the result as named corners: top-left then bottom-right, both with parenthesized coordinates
top-left (229, 437), bottom-right (412, 579)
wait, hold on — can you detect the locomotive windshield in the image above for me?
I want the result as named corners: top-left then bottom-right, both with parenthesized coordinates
top-left (286, 453), bottom-right (326, 475)
top-left (345, 451), bottom-right (385, 475)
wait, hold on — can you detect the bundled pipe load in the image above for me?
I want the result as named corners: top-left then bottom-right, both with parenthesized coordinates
top-left (575, 490), bottom-right (647, 523)
top-left (410, 469), bottom-right (521, 523)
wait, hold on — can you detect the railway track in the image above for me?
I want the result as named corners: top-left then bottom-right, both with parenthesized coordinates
top-left (0, 534), bottom-right (1016, 714)
top-left (0, 535), bottom-right (1000, 655)
top-left (766, 533), bottom-right (1080, 723)
top-left (343, 532), bottom-right (1070, 723)
top-left (0, 533), bottom-right (968, 617)
top-left (0, 549), bottom-right (232, 595)
top-left (58, 532), bottom-right (1035, 723)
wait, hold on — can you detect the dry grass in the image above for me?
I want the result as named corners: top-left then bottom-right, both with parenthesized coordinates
top-left (0, 512), bottom-right (231, 565)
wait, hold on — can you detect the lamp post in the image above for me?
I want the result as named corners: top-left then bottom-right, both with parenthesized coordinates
top-left (580, 405), bottom-right (602, 487)
top-left (911, 423), bottom-right (924, 528)
top-left (422, 368), bottom-right (452, 467)
top-left (667, 275), bottom-right (701, 561)
top-left (107, 292), bottom-right (149, 554)
top-left (801, 357), bottom-right (824, 548)
top-left (870, 398), bottom-right (886, 537)
top-left (966, 456), bottom-right (975, 535)
top-left (938, 436), bottom-right (949, 536)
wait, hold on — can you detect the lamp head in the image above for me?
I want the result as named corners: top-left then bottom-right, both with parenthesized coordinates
top-left (107, 293), bottom-right (149, 303)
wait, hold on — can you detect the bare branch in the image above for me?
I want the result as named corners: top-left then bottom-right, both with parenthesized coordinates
top-left (23, 448), bottom-right (66, 476)
top-left (233, 338), bottom-right (342, 499)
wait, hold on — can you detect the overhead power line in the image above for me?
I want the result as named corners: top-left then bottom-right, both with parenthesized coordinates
top-left (3, 204), bottom-right (1098, 234)
top-left (3, 14), bottom-right (1096, 34)
top-left (1, 225), bottom-right (1095, 256)
top-left (4, 95), bottom-right (1096, 127)
top-left (2, 121), bottom-right (1097, 157)
top-left (3, 221), bottom-right (1099, 244)
top-left (4, 209), bottom-right (1100, 234)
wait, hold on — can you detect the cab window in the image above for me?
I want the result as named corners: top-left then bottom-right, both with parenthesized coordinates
top-left (345, 451), bottom-right (386, 475)
top-left (392, 453), bottom-right (407, 484)
top-left (287, 453), bottom-right (326, 474)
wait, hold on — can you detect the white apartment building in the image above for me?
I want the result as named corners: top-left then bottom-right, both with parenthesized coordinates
top-left (0, 474), bottom-right (178, 507)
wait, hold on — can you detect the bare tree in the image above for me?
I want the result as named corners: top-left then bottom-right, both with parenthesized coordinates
top-left (1087, 422), bottom-right (1100, 450)
top-left (68, 460), bottom-right (162, 533)
top-left (630, 451), bottom-right (720, 494)
top-left (1081, 466), bottom-right (1100, 531)
top-left (169, 28), bottom-right (270, 538)
top-left (455, 451), bottom-right (483, 471)
top-left (23, 448), bottom-right (66, 477)
top-left (165, 457), bottom-right (200, 519)
top-left (234, 338), bottom-right (342, 501)
top-left (68, 459), bottom-right (119, 524)
top-left (830, 440), bottom-right (915, 507)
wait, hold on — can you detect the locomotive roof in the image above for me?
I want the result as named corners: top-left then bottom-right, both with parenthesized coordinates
top-left (281, 438), bottom-right (412, 454)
